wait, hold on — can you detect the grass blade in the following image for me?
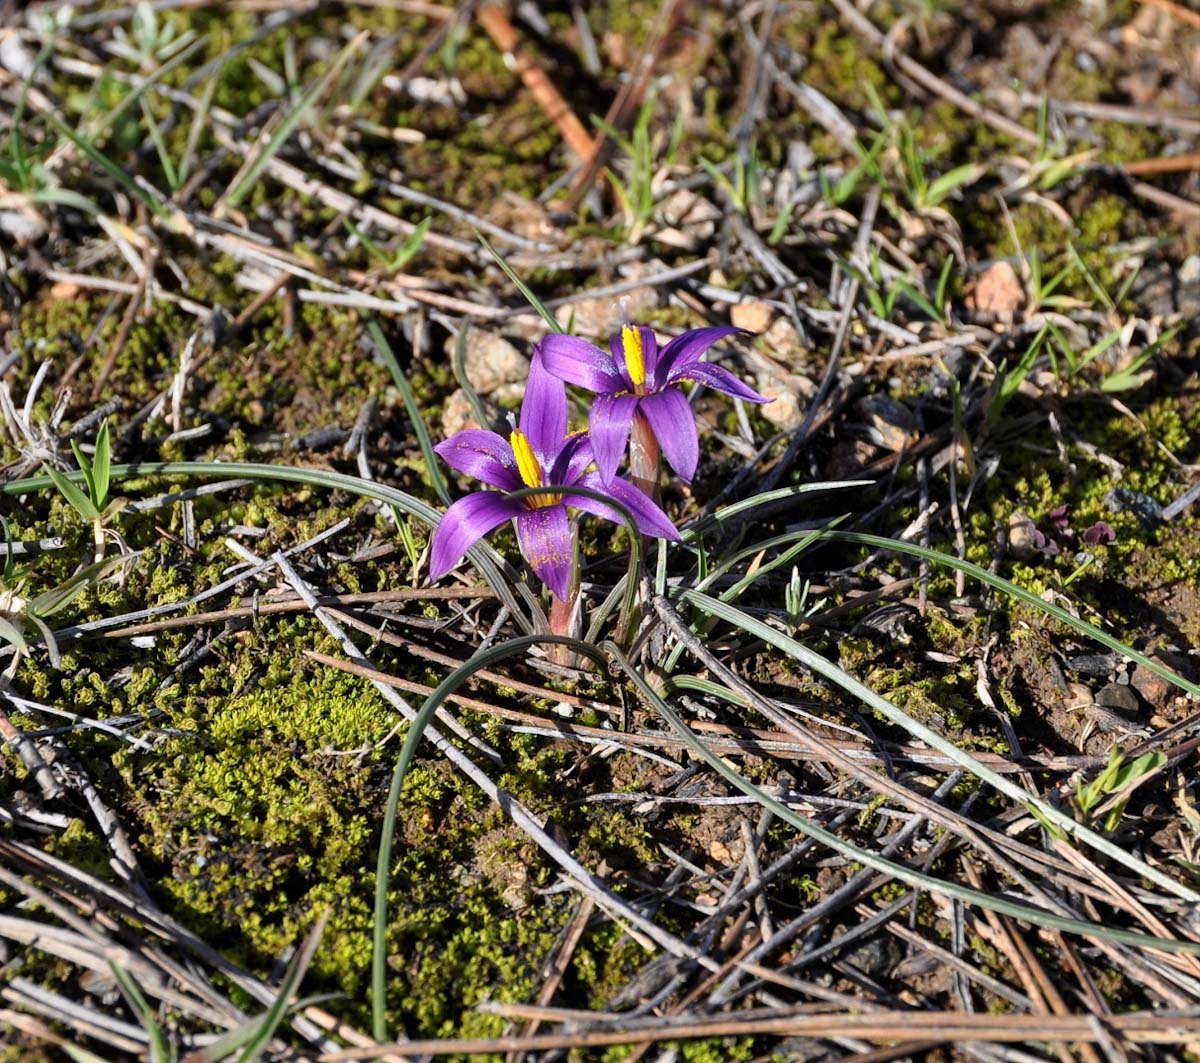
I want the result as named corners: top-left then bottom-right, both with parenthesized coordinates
top-left (451, 322), bottom-right (493, 432)
top-left (372, 632), bottom-right (611, 1041)
top-left (679, 588), bottom-right (1199, 902)
top-left (476, 230), bottom-right (562, 333)
top-left (818, 530), bottom-right (1200, 700)
top-left (0, 461), bottom-right (532, 634)
top-left (222, 31), bottom-right (367, 210)
top-left (608, 635), bottom-right (1200, 952)
top-left (235, 911), bottom-right (328, 1063)
top-left (364, 316), bottom-right (451, 507)
top-left (108, 962), bottom-right (170, 1063)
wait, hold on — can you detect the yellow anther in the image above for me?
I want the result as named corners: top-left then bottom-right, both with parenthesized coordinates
top-left (510, 428), bottom-right (543, 489)
top-left (622, 325), bottom-right (646, 390)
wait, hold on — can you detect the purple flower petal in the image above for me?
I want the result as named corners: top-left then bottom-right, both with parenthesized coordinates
top-left (519, 354), bottom-right (568, 460)
top-left (516, 505), bottom-right (574, 601)
top-left (538, 334), bottom-right (624, 394)
top-left (435, 430), bottom-right (521, 490)
top-left (429, 491), bottom-right (523, 581)
top-left (1083, 521), bottom-right (1117, 545)
top-left (657, 326), bottom-right (746, 384)
top-left (639, 387), bottom-right (700, 482)
top-left (574, 473), bottom-right (681, 541)
top-left (589, 392), bottom-right (640, 483)
top-left (548, 431), bottom-right (595, 486)
top-left (672, 360), bottom-right (771, 404)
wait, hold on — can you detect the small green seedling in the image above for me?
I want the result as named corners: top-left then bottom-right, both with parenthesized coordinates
top-left (345, 216), bottom-right (432, 273)
top-left (596, 87), bottom-right (683, 243)
top-left (43, 419), bottom-right (120, 563)
top-left (785, 567), bottom-right (807, 635)
top-left (1073, 745), bottom-right (1167, 836)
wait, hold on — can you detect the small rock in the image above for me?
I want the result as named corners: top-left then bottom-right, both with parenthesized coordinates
top-left (556, 261), bottom-right (660, 335)
top-left (825, 439), bottom-right (879, 479)
top-left (441, 388), bottom-right (500, 437)
top-left (763, 316), bottom-right (805, 365)
top-left (445, 331), bottom-right (527, 395)
top-left (1179, 255), bottom-right (1200, 285)
top-left (1131, 652), bottom-right (1195, 710)
top-left (856, 395), bottom-right (918, 452)
top-left (655, 188), bottom-right (721, 248)
top-left (757, 375), bottom-right (812, 430)
top-left (0, 208), bottom-right (47, 243)
top-left (1131, 665), bottom-right (1173, 710)
top-left (772, 1039), bottom-right (836, 1063)
top-left (49, 280), bottom-right (81, 300)
top-left (730, 299), bottom-right (773, 334)
top-left (1094, 682), bottom-right (1140, 716)
top-left (1103, 488), bottom-right (1163, 527)
top-left (841, 933), bottom-right (903, 979)
top-left (969, 261), bottom-right (1025, 316)
top-left (0, 34), bottom-right (37, 80)
top-left (1007, 510), bottom-right (1039, 560)
top-left (1064, 682), bottom-right (1093, 711)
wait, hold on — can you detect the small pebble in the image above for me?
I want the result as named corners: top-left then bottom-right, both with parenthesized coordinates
top-left (1094, 682), bottom-right (1140, 715)
top-left (1103, 488), bottom-right (1163, 527)
top-left (730, 299), bottom-right (774, 333)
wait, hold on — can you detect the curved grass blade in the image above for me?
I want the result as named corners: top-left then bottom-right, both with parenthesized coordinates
top-left (452, 321), bottom-right (493, 432)
top-left (108, 962), bottom-right (170, 1063)
top-left (679, 589), bottom-right (1200, 902)
top-left (476, 231), bottom-right (562, 334)
top-left (0, 461), bottom-right (532, 634)
top-left (40, 109), bottom-right (170, 221)
top-left (372, 631), bottom-right (611, 1041)
top-left (365, 315), bottom-right (450, 506)
top-left (817, 531), bottom-right (1200, 701)
top-left (682, 481), bottom-right (872, 541)
top-left (234, 910), bottom-right (328, 1063)
top-left (222, 31), bottom-right (367, 210)
top-left (606, 638), bottom-right (1200, 951)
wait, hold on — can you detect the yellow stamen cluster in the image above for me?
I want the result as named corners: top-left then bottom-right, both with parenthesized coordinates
top-left (622, 324), bottom-right (647, 392)
top-left (510, 429), bottom-right (560, 507)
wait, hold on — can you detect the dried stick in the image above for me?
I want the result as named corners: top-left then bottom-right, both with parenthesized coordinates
top-left (476, 4), bottom-right (595, 162)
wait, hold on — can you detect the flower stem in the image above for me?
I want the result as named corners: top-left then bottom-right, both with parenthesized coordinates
top-left (629, 409), bottom-right (661, 503)
top-left (548, 525), bottom-right (580, 665)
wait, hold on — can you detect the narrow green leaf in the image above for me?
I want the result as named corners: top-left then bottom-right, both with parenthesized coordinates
top-left (235, 911), bottom-right (328, 1063)
top-left (452, 322), bottom-right (492, 432)
top-left (610, 636), bottom-right (1200, 953)
top-left (92, 420), bottom-right (111, 509)
top-left (41, 109), bottom-right (167, 218)
top-left (364, 316), bottom-right (451, 507)
top-left (109, 962), bottom-right (170, 1063)
top-left (680, 585), bottom-right (1198, 902)
top-left (925, 162), bottom-right (985, 208)
top-left (1, 461), bottom-right (532, 634)
top-left (476, 231), bottom-right (561, 333)
top-left (44, 463), bottom-right (101, 523)
top-left (69, 440), bottom-right (97, 504)
top-left (140, 95), bottom-right (179, 191)
top-left (223, 31), bottom-right (367, 209)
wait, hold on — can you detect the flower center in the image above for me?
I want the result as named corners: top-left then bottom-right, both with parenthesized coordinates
top-left (510, 428), bottom-right (559, 507)
top-left (622, 324), bottom-right (647, 394)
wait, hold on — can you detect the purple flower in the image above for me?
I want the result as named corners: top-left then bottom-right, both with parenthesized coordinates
top-left (428, 358), bottom-right (681, 601)
top-left (538, 324), bottom-right (770, 483)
